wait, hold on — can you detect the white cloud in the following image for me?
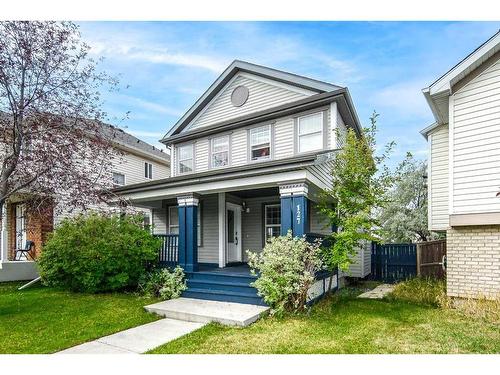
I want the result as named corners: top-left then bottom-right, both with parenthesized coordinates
top-left (119, 95), bottom-right (184, 117)
top-left (372, 79), bottom-right (431, 118)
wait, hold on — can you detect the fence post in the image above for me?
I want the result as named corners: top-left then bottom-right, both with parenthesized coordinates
top-left (416, 243), bottom-right (421, 277)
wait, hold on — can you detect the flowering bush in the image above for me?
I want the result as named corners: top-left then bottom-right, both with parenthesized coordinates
top-left (139, 266), bottom-right (187, 300)
top-left (247, 232), bottom-right (323, 315)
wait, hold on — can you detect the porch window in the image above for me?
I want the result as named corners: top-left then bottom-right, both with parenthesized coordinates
top-left (177, 144), bottom-right (194, 174)
top-left (298, 112), bottom-right (323, 153)
top-left (112, 172), bottom-right (125, 186)
top-left (249, 125), bottom-right (271, 161)
top-left (168, 205), bottom-right (202, 246)
top-left (211, 135), bottom-right (229, 168)
top-left (264, 204), bottom-right (281, 241)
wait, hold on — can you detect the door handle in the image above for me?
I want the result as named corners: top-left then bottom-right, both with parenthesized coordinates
top-left (235, 231), bottom-right (238, 246)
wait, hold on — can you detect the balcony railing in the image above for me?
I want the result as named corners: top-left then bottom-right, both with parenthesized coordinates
top-left (154, 234), bottom-right (179, 267)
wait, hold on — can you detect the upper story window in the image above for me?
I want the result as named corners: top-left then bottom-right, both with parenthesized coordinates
top-left (112, 172), bottom-right (125, 187)
top-left (249, 125), bottom-right (271, 161)
top-left (298, 112), bottom-right (323, 153)
top-left (211, 135), bottom-right (230, 168)
top-left (144, 162), bottom-right (153, 179)
top-left (177, 144), bottom-right (194, 174)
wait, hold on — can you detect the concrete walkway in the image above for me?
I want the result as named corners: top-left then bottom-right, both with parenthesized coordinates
top-left (58, 318), bottom-right (205, 354)
top-left (357, 284), bottom-right (394, 299)
top-left (58, 297), bottom-right (268, 354)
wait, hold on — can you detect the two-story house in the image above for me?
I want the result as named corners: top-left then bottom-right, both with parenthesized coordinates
top-left (422, 31), bottom-right (500, 299)
top-left (0, 124), bottom-right (170, 281)
top-left (114, 60), bottom-right (370, 305)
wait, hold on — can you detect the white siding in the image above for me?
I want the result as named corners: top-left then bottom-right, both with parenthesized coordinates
top-left (429, 124), bottom-right (449, 230)
top-left (451, 57), bottom-right (500, 214)
top-left (348, 241), bottom-right (371, 278)
top-left (112, 151), bottom-right (170, 185)
top-left (186, 72), bottom-right (314, 131)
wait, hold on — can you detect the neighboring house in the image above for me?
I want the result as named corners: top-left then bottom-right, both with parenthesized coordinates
top-left (422, 31), bottom-right (500, 299)
top-left (114, 60), bottom-right (369, 304)
top-left (0, 125), bottom-right (170, 282)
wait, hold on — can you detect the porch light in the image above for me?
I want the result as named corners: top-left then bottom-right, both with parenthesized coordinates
top-left (242, 202), bottom-right (250, 213)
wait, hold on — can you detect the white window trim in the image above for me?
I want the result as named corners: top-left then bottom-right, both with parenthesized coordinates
top-left (248, 124), bottom-right (272, 162)
top-left (144, 162), bottom-right (153, 179)
top-left (112, 171), bottom-right (126, 187)
top-left (264, 204), bottom-right (281, 241)
top-left (210, 135), bottom-right (230, 169)
top-left (296, 112), bottom-right (324, 154)
top-left (177, 143), bottom-right (195, 175)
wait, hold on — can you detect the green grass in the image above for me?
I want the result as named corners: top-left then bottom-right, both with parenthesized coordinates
top-left (149, 288), bottom-right (500, 354)
top-left (0, 282), bottom-right (160, 354)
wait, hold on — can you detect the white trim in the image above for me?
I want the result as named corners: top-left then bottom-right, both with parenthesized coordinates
top-left (264, 203), bottom-right (281, 241)
top-left (238, 71), bottom-right (316, 96)
top-left (427, 132), bottom-right (433, 231)
top-left (112, 171), bottom-right (126, 187)
top-left (279, 182), bottom-right (309, 197)
top-left (1, 204), bottom-right (8, 262)
top-left (448, 95), bottom-right (455, 216)
top-left (330, 102), bottom-right (338, 148)
top-left (296, 112), bottom-right (324, 154)
top-left (176, 143), bottom-right (195, 175)
top-left (225, 202), bottom-right (242, 264)
top-left (122, 170), bottom-right (309, 202)
top-left (177, 194), bottom-right (200, 207)
top-left (218, 192), bottom-right (226, 268)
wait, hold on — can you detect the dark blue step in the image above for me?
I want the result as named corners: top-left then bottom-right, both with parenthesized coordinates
top-left (187, 271), bottom-right (257, 285)
top-left (187, 279), bottom-right (258, 295)
top-left (182, 288), bottom-right (265, 306)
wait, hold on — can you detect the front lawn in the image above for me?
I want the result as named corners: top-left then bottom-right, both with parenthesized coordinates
top-left (0, 282), bottom-right (159, 354)
top-left (150, 286), bottom-right (500, 354)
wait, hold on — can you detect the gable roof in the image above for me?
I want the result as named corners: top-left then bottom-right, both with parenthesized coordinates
top-left (162, 60), bottom-right (343, 140)
top-left (422, 30), bottom-right (500, 125)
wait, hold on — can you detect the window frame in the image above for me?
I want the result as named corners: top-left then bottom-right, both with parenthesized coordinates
top-left (168, 204), bottom-right (202, 246)
top-left (144, 162), bottom-right (153, 179)
top-left (177, 143), bottom-right (195, 175)
top-left (210, 135), bottom-right (230, 169)
top-left (248, 124), bottom-right (272, 162)
top-left (296, 112), bottom-right (325, 154)
top-left (263, 203), bottom-right (281, 242)
top-left (112, 172), bottom-right (126, 187)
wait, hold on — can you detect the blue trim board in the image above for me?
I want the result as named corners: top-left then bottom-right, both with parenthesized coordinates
top-left (280, 196), bottom-right (292, 236)
top-left (292, 195), bottom-right (309, 237)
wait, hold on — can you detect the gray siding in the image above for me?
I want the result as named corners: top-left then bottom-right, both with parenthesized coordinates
top-left (187, 73), bottom-right (313, 131)
top-left (198, 194), bottom-right (219, 263)
top-left (152, 207), bottom-right (167, 235)
top-left (242, 196), bottom-right (280, 260)
top-left (309, 203), bottom-right (331, 235)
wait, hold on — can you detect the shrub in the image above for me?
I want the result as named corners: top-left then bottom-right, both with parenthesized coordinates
top-left (38, 213), bottom-right (161, 293)
top-left (139, 266), bottom-right (187, 300)
top-left (389, 277), bottom-right (446, 307)
top-left (247, 232), bottom-right (322, 315)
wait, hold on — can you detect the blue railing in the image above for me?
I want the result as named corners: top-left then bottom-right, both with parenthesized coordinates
top-left (154, 234), bottom-right (179, 267)
top-left (305, 232), bottom-right (332, 249)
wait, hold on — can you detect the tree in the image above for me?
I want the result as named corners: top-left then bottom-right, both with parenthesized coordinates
top-left (378, 153), bottom-right (434, 243)
top-left (318, 112), bottom-right (393, 274)
top-left (0, 21), bottom-right (118, 215)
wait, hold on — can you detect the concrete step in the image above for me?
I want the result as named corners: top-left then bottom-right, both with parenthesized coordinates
top-left (183, 288), bottom-right (264, 306)
top-left (144, 297), bottom-right (269, 327)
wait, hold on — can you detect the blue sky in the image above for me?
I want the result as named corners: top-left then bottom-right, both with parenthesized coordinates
top-left (79, 21), bottom-right (500, 165)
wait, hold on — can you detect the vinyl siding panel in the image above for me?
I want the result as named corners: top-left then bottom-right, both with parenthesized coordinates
top-left (187, 73), bottom-right (313, 131)
top-left (452, 57), bottom-right (500, 214)
top-left (429, 125), bottom-right (449, 230)
top-left (152, 208), bottom-right (167, 235)
top-left (309, 203), bottom-right (330, 235)
top-left (198, 194), bottom-right (219, 263)
top-left (112, 151), bottom-right (170, 185)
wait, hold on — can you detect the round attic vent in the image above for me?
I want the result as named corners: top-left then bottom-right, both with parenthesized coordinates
top-left (231, 85), bottom-right (249, 107)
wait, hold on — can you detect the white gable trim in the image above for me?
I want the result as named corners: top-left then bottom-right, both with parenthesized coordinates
top-left (183, 72), bottom-right (315, 133)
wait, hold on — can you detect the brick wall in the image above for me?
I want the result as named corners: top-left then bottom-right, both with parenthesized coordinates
top-left (447, 225), bottom-right (500, 299)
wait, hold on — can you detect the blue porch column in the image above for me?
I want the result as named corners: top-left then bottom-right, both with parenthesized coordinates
top-left (279, 182), bottom-right (309, 237)
top-left (177, 194), bottom-right (199, 272)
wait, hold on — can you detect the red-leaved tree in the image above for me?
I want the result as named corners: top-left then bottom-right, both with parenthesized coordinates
top-left (0, 21), bottom-right (120, 216)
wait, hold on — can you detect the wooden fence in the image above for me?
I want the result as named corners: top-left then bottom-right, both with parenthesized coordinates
top-left (417, 240), bottom-right (446, 279)
top-left (371, 243), bottom-right (417, 282)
